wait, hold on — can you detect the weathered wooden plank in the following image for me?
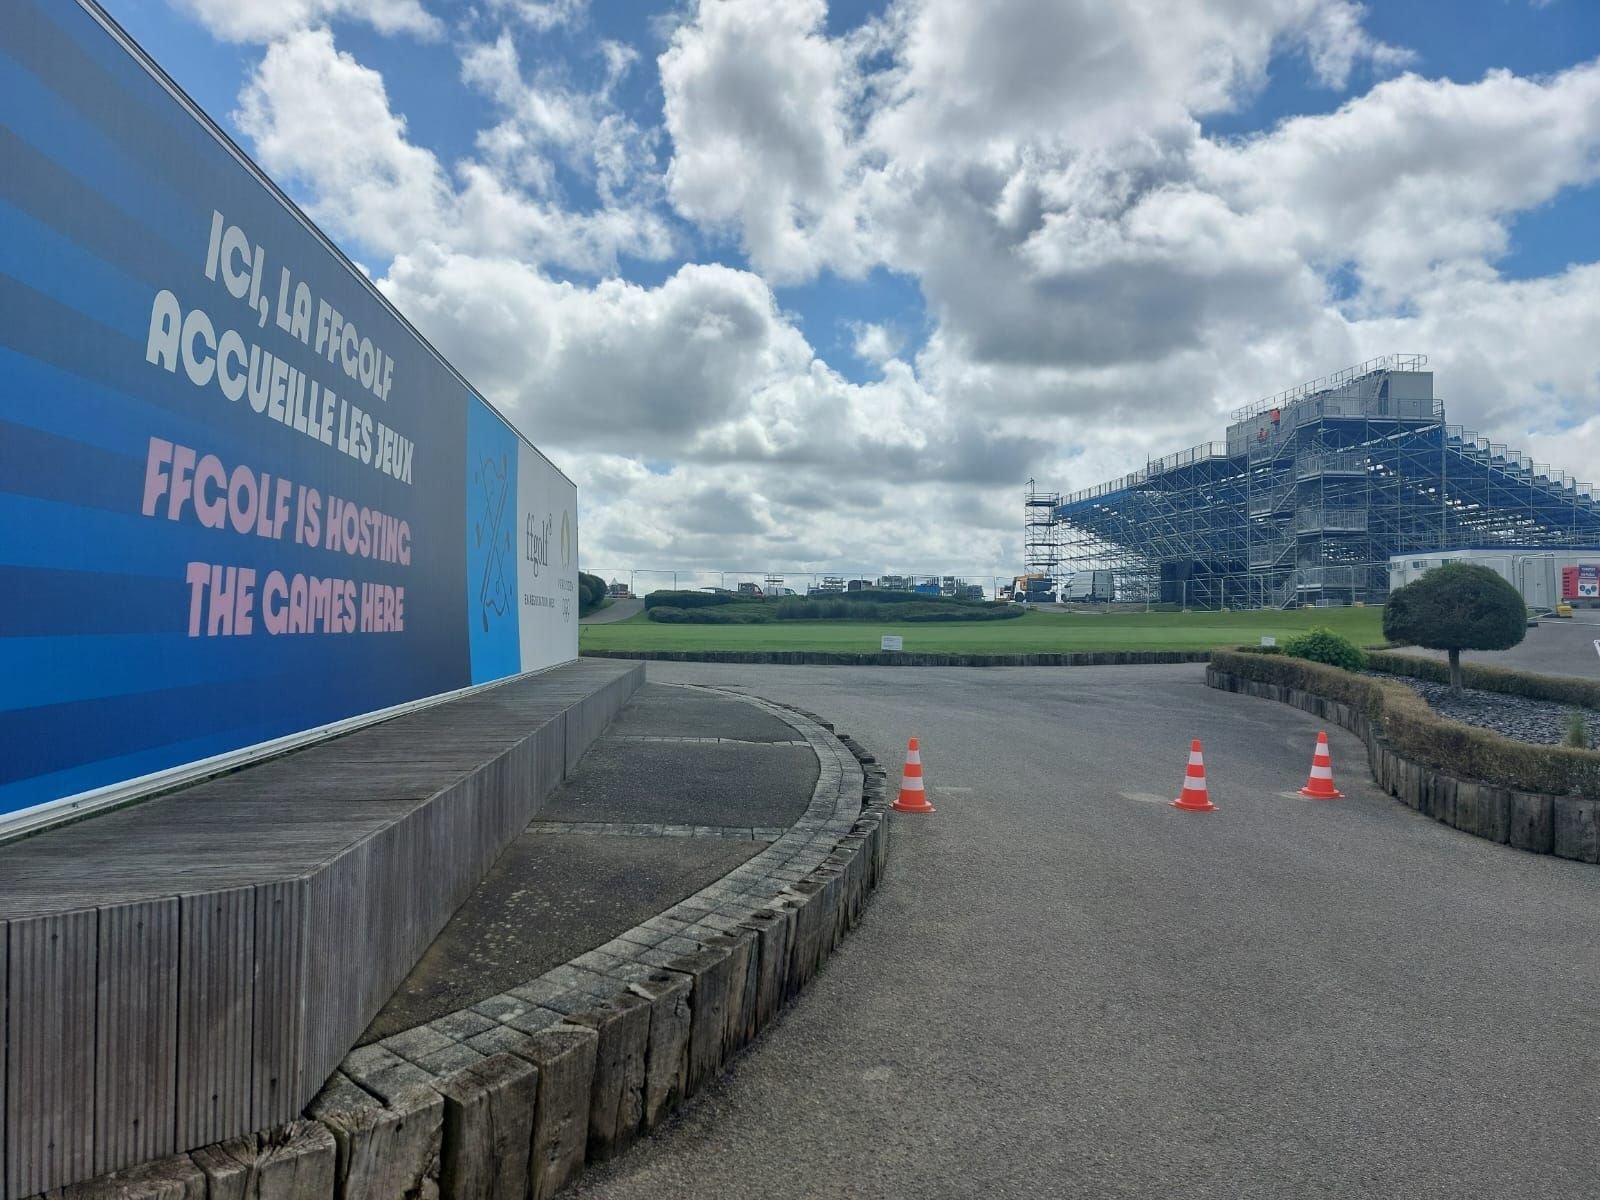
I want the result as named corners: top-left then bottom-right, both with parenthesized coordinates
top-left (306, 1071), bottom-right (442, 1200)
top-left (435, 1054), bottom-right (537, 1200)
top-left (519, 1026), bottom-right (597, 1200)
top-left (176, 888), bottom-right (256, 1151)
top-left (95, 899), bottom-right (180, 1176)
top-left (252, 879), bottom-right (308, 1131)
top-left (58, 1151), bottom-right (207, 1200)
top-left (190, 1122), bottom-right (336, 1200)
top-left (535, 719), bottom-right (564, 802)
top-left (565, 993), bottom-right (651, 1163)
top-left (740, 909), bottom-right (791, 1035)
top-left (620, 970), bottom-right (692, 1131)
top-left (6, 910), bottom-right (98, 1199)
top-left (668, 946), bottom-right (734, 1097)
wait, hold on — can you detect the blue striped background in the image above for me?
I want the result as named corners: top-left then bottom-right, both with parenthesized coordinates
top-left (0, 0), bottom-right (488, 816)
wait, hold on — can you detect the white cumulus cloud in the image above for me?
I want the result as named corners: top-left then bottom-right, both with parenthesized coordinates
top-left (172, 0), bottom-right (442, 42)
top-left (194, 0), bottom-right (1600, 579)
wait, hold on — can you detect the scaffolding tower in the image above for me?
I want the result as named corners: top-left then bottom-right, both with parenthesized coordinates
top-left (1047, 355), bottom-right (1600, 608)
top-left (1024, 479), bottom-right (1066, 592)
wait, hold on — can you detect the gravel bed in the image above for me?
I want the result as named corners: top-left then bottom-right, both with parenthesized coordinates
top-left (1383, 675), bottom-right (1600, 746)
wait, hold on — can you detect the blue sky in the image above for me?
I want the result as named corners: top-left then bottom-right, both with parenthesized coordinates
top-left (111, 0), bottom-right (1600, 282)
top-left (91, 0), bottom-right (1600, 578)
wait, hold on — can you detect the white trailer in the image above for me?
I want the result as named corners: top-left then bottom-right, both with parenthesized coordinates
top-left (1388, 548), bottom-right (1600, 609)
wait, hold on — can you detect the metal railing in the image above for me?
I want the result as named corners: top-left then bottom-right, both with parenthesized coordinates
top-left (1232, 353), bottom-right (1429, 421)
top-left (1296, 509), bottom-right (1369, 533)
top-left (1296, 451), bottom-right (1370, 479)
top-left (1059, 441), bottom-right (1229, 507)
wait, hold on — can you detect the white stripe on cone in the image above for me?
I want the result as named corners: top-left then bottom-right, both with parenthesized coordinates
top-left (900, 775), bottom-right (924, 791)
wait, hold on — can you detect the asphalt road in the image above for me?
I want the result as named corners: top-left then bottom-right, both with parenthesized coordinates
top-left (567, 663), bottom-right (1600, 1200)
top-left (579, 597), bottom-right (645, 624)
top-left (1403, 612), bottom-right (1600, 678)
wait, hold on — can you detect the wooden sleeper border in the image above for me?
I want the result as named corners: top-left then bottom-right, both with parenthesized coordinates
top-left (27, 698), bottom-right (891, 1200)
top-left (1206, 665), bottom-right (1600, 863)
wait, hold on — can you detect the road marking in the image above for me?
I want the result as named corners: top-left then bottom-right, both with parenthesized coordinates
top-left (1119, 792), bottom-right (1170, 804)
top-left (938, 786), bottom-right (975, 794)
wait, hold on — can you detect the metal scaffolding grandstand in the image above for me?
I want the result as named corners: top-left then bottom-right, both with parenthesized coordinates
top-left (1045, 355), bottom-right (1600, 608)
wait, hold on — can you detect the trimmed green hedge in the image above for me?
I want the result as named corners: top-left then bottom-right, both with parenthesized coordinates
top-left (647, 605), bottom-right (772, 624)
top-left (770, 597), bottom-right (1023, 622)
top-left (1212, 649), bottom-right (1600, 799)
top-left (898, 606), bottom-right (1026, 623)
top-left (1367, 651), bottom-right (1600, 710)
top-left (643, 590), bottom-right (744, 610)
top-left (826, 589), bottom-right (983, 605)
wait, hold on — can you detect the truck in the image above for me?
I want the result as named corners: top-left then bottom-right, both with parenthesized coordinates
top-left (1005, 574), bottom-right (1058, 604)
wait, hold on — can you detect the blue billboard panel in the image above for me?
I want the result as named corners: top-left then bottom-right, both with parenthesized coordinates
top-left (467, 396), bottom-right (522, 685)
top-left (0, 0), bottom-right (578, 823)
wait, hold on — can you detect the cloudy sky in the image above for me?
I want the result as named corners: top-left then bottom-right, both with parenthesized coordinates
top-left (105, 0), bottom-right (1600, 590)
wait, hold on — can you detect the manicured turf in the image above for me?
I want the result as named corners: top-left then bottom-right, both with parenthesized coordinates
top-left (578, 606), bottom-right (1385, 654)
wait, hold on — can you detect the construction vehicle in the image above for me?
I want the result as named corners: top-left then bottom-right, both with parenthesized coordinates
top-left (1004, 574), bottom-right (1057, 604)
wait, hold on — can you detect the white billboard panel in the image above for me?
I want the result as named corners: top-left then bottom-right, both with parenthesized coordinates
top-left (518, 441), bottom-right (579, 671)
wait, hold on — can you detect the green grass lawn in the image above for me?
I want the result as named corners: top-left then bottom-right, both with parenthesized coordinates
top-left (579, 606), bottom-right (1385, 654)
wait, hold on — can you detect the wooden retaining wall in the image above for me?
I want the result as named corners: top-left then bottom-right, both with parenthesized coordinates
top-left (8, 698), bottom-right (890, 1200)
top-left (1206, 666), bottom-right (1600, 864)
top-left (0, 659), bottom-right (643, 1200)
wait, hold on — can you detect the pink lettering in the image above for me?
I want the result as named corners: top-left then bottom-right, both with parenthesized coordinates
top-left (227, 464), bottom-right (257, 535)
top-left (184, 561), bottom-right (209, 636)
top-left (167, 443), bottom-right (196, 521)
top-left (194, 454), bottom-right (227, 529)
top-left (263, 570), bottom-right (288, 635)
top-left (142, 438), bottom-right (174, 517)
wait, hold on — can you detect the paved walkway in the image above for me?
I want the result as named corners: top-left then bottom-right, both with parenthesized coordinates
top-left (362, 682), bottom-right (817, 1040)
top-left (568, 662), bottom-right (1600, 1200)
top-left (580, 597), bottom-right (645, 624)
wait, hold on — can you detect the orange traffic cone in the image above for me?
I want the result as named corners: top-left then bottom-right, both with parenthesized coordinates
top-left (1298, 730), bottom-right (1343, 799)
top-left (1171, 739), bottom-right (1217, 811)
top-left (892, 737), bottom-right (935, 813)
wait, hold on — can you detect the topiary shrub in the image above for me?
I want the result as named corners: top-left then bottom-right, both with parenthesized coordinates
top-left (1383, 562), bottom-right (1526, 692)
top-left (1281, 626), bottom-right (1366, 672)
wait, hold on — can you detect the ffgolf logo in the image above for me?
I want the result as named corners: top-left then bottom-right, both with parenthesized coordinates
top-left (524, 512), bottom-right (552, 576)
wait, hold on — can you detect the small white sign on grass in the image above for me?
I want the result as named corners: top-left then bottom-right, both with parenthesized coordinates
top-left (1261, 636), bottom-right (1276, 647)
top-left (881, 635), bottom-right (904, 652)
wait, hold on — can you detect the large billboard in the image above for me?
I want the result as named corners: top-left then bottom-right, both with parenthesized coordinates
top-left (0, 0), bottom-right (578, 825)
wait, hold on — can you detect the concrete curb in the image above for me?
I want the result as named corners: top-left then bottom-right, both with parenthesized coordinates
top-left (1207, 665), bottom-right (1600, 864)
top-left (581, 649), bottom-right (1212, 667)
top-left (34, 693), bottom-right (892, 1200)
